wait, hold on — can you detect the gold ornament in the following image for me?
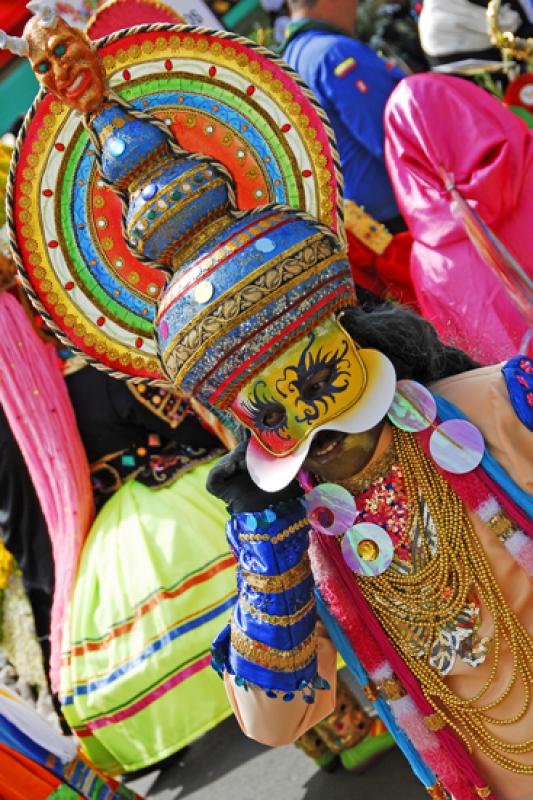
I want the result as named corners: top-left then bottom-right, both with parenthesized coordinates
top-left (356, 429), bottom-right (533, 774)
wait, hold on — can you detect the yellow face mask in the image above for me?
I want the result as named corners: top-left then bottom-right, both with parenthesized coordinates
top-left (231, 316), bottom-right (367, 456)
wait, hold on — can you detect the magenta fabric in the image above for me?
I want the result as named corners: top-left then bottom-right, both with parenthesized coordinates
top-left (315, 532), bottom-right (495, 798)
top-left (300, 468), bottom-right (490, 797)
top-left (384, 74), bottom-right (532, 364)
top-left (0, 293), bottom-right (94, 689)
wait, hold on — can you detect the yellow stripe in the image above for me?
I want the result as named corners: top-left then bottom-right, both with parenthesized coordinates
top-left (334, 57), bottom-right (355, 76)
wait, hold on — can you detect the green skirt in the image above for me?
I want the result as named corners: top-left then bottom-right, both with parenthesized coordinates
top-left (59, 460), bottom-right (236, 774)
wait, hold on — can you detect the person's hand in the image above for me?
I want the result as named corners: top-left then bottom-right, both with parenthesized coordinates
top-left (207, 440), bottom-right (303, 513)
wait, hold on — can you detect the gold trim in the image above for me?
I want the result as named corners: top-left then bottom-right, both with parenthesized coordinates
top-left (363, 681), bottom-right (380, 702)
top-left (344, 200), bottom-right (392, 255)
top-left (230, 626), bottom-right (316, 672)
top-left (168, 211), bottom-right (234, 269)
top-left (486, 511), bottom-right (516, 542)
top-left (239, 517), bottom-right (309, 544)
top-left (488, 0), bottom-right (532, 61)
top-left (427, 782), bottom-right (448, 800)
top-left (380, 676), bottom-right (406, 702)
top-left (425, 712), bottom-right (447, 732)
top-left (126, 382), bottom-right (187, 428)
top-left (242, 554), bottom-right (311, 593)
top-left (240, 595), bottom-right (315, 627)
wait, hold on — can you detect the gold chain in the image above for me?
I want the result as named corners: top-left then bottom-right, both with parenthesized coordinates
top-left (357, 429), bottom-right (533, 774)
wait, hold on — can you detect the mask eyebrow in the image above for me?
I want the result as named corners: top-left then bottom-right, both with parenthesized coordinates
top-left (275, 333), bottom-right (316, 398)
top-left (282, 335), bottom-right (352, 423)
top-left (48, 34), bottom-right (69, 50)
top-left (240, 380), bottom-right (290, 438)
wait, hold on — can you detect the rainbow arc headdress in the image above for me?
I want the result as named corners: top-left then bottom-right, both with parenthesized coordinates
top-left (5, 6), bottom-right (356, 409)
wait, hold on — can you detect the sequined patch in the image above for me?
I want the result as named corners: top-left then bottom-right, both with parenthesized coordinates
top-left (342, 457), bottom-right (490, 675)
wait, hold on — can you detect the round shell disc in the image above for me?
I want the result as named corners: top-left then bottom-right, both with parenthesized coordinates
top-left (304, 483), bottom-right (357, 537)
top-left (10, 24), bottom-right (343, 380)
top-left (429, 419), bottom-right (485, 474)
top-left (341, 522), bottom-right (394, 577)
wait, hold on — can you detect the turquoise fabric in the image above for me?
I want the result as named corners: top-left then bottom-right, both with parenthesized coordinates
top-left (316, 592), bottom-right (437, 790)
top-left (0, 61), bottom-right (39, 135)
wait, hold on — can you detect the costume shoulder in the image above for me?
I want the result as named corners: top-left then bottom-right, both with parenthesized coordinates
top-left (430, 363), bottom-right (533, 495)
top-left (287, 30), bottom-right (399, 92)
top-left (317, 35), bottom-right (400, 82)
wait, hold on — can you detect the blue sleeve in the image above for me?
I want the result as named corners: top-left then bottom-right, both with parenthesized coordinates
top-left (211, 498), bottom-right (329, 702)
top-left (314, 39), bottom-right (404, 160)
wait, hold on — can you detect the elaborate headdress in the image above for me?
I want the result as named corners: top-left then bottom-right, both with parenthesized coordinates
top-left (3, 5), bottom-right (394, 490)
top-left (5, 6), bottom-right (347, 382)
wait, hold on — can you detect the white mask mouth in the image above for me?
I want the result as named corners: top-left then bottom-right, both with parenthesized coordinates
top-left (246, 349), bottom-right (397, 492)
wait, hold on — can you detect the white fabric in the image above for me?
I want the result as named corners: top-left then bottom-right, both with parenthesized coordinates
top-left (0, 685), bottom-right (77, 764)
top-left (419, 0), bottom-right (521, 57)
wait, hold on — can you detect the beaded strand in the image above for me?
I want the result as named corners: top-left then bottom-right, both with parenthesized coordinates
top-left (356, 429), bottom-right (533, 774)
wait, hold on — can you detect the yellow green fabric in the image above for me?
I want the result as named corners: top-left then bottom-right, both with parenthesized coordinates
top-left (60, 461), bottom-right (236, 774)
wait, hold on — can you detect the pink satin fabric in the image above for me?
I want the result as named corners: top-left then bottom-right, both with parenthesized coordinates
top-left (384, 74), bottom-right (532, 364)
top-left (0, 293), bottom-right (94, 690)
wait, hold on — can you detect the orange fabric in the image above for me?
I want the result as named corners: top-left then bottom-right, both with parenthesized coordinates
top-left (0, 742), bottom-right (61, 800)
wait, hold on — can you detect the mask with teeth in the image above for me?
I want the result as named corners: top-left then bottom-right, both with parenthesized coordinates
top-left (23, 11), bottom-right (106, 113)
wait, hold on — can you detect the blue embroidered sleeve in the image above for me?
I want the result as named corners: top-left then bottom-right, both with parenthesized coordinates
top-left (211, 498), bottom-right (328, 702)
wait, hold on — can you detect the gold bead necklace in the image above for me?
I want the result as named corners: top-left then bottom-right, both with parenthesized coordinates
top-left (356, 428), bottom-right (533, 774)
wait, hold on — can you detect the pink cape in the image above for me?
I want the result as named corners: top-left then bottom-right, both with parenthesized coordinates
top-left (384, 74), bottom-right (532, 364)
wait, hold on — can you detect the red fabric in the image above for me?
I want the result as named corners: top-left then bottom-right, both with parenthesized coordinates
top-left (347, 229), bottom-right (419, 309)
top-left (0, 1), bottom-right (30, 69)
top-left (0, 742), bottom-right (64, 800)
top-left (316, 532), bottom-right (493, 799)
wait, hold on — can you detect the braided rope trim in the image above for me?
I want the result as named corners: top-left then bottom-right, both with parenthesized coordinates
top-left (7, 22), bottom-right (345, 384)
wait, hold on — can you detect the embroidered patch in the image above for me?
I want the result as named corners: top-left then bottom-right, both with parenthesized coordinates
top-left (334, 57), bottom-right (358, 78)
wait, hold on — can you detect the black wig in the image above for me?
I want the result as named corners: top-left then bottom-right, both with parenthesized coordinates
top-left (339, 303), bottom-right (480, 385)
